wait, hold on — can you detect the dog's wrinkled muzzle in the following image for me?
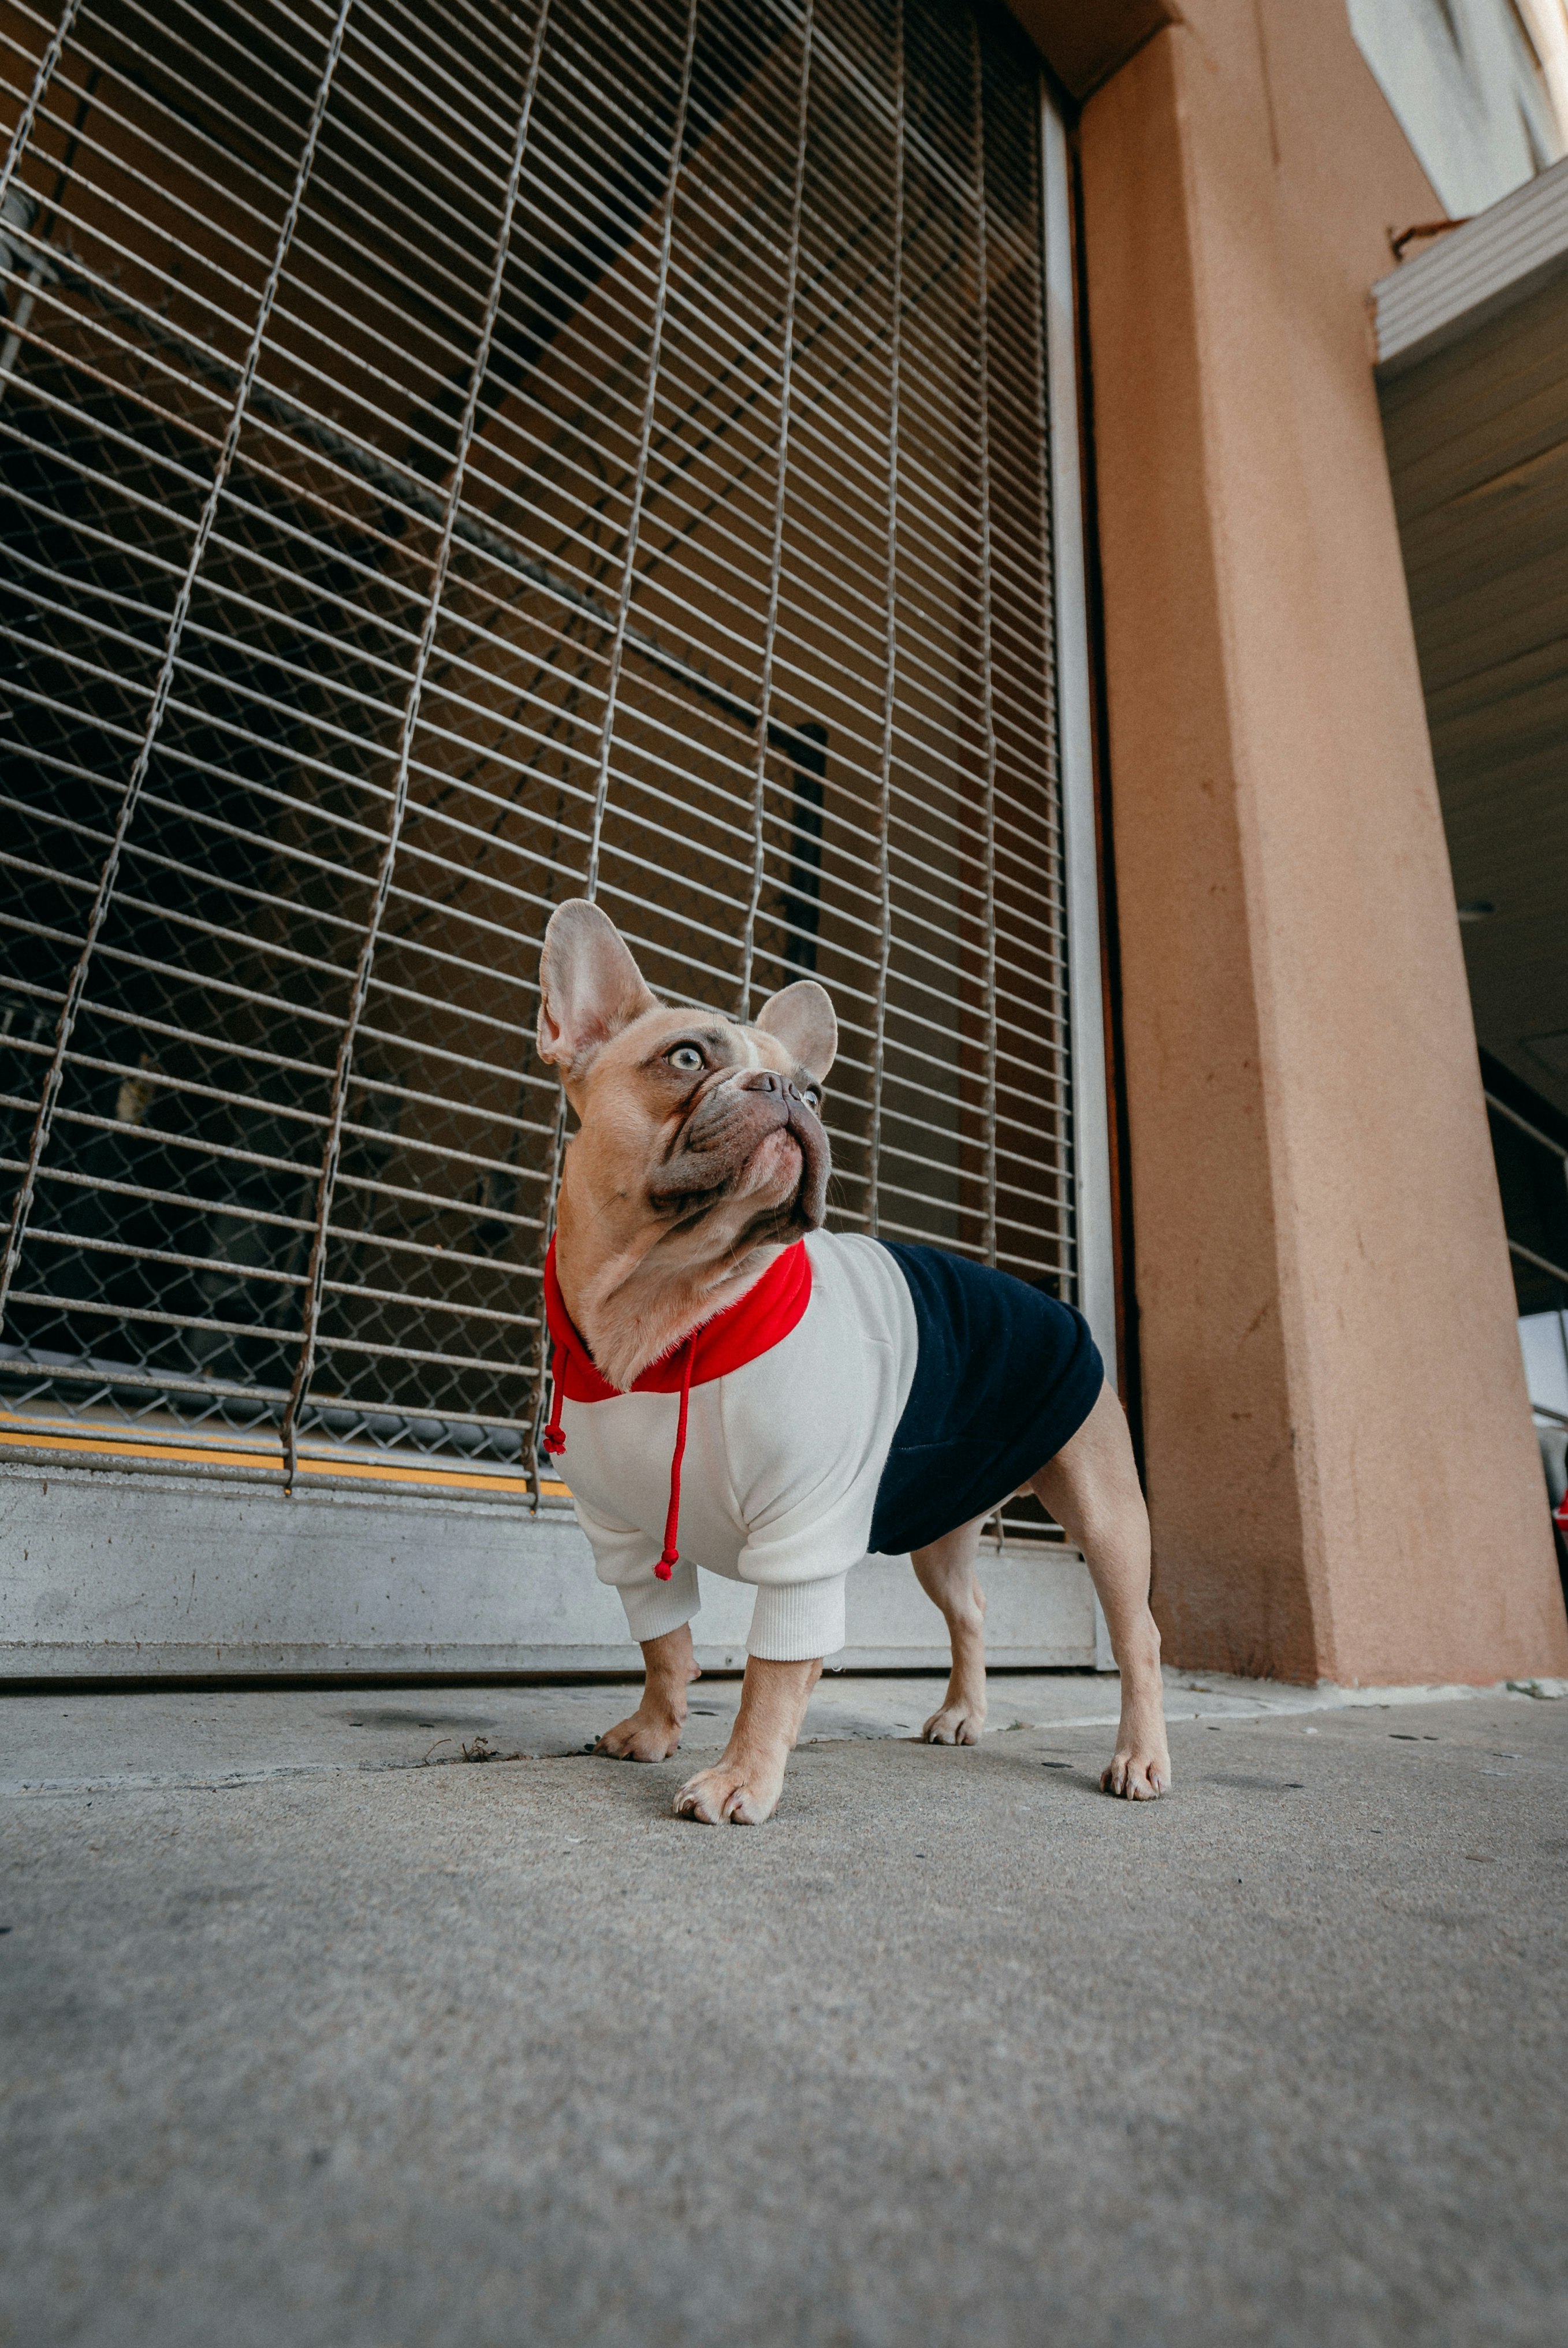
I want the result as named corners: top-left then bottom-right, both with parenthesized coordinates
top-left (648, 1067), bottom-right (830, 1229)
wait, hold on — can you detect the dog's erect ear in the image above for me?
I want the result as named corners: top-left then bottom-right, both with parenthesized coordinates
top-left (755, 979), bottom-right (837, 1084)
top-left (537, 900), bottom-right (656, 1076)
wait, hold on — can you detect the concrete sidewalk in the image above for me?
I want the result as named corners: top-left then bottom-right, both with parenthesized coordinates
top-left (3, 1672), bottom-right (1566, 2346)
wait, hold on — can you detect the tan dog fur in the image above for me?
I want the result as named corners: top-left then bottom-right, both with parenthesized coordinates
top-left (536, 900), bottom-right (1170, 1822)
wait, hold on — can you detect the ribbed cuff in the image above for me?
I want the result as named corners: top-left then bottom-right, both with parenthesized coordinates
top-left (616, 1557), bottom-right (702, 1646)
top-left (746, 1575), bottom-right (847, 1662)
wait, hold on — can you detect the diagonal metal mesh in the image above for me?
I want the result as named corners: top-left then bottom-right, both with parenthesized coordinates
top-left (0, 0), bottom-right (1075, 1500)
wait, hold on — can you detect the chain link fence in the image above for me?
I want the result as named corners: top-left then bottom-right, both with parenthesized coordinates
top-left (0, 0), bottom-right (1077, 1517)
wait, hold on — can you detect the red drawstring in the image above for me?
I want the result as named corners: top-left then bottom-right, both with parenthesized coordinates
top-left (540, 1294), bottom-right (694, 1582)
top-left (656, 1335), bottom-right (696, 1580)
top-left (542, 1340), bottom-right (567, 1457)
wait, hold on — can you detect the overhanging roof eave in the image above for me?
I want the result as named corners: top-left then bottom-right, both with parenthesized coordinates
top-left (1373, 150), bottom-right (1568, 380)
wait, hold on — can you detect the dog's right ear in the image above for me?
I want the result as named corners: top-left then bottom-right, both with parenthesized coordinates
top-left (537, 900), bottom-right (656, 1077)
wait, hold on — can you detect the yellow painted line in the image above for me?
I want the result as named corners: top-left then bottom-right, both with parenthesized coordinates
top-left (0, 1422), bottom-right (570, 1501)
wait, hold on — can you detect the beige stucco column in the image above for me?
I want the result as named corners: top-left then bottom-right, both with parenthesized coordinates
top-left (1072, 3), bottom-right (1568, 1681)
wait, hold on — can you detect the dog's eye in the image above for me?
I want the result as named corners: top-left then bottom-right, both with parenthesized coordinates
top-left (666, 1045), bottom-right (705, 1074)
top-left (802, 1085), bottom-right (821, 1110)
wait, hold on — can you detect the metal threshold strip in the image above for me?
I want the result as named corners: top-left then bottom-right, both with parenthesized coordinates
top-left (0, 1401), bottom-right (572, 1501)
top-left (0, 1404), bottom-right (1063, 1547)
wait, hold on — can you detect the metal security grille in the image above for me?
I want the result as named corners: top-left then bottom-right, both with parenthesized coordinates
top-left (0, 0), bottom-right (1075, 1490)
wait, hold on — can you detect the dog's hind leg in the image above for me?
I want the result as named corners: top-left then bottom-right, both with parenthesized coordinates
top-left (911, 1516), bottom-right (989, 1744)
top-left (1029, 1383), bottom-right (1170, 1798)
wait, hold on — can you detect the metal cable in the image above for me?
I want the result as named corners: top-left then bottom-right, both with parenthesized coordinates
top-left (736, 0), bottom-right (814, 1021)
top-left (274, 0), bottom-right (554, 1480)
top-left (0, 0), bottom-right (83, 224)
top-left (865, 0), bottom-right (902, 1238)
top-left (0, 0), bottom-right (356, 1332)
top-left (580, 0), bottom-right (701, 903)
top-left (970, 8), bottom-right (999, 1271)
top-left (519, 0), bottom-right (699, 1495)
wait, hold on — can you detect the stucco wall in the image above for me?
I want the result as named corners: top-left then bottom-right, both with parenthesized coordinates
top-left (1077, 1), bottom-right (1568, 1681)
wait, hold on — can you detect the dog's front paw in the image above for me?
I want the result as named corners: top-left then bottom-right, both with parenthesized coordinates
top-left (595, 1707), bottom-right (684, 1762)
top-left (673, 1756), bottom-right (784, 1825)
top-left (921, 1693), bottom-right (986, 1746)
top-left (1100, 1742), bottom-right (1171, 1799)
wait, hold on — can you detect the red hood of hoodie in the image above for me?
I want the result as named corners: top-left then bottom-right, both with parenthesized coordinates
top-left (542, 1237), bottom-right (813, 1401)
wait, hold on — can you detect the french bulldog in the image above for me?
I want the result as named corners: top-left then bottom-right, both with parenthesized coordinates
top-left (535, 898), bottom-right (1171, 1824)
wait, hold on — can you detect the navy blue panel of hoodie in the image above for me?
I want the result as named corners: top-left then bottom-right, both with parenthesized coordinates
top-left (867, 1241), bottom-right (1104, 1557)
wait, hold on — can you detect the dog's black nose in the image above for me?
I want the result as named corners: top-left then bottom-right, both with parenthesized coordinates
top-left (738, 1069), bottom-right (784, 1096)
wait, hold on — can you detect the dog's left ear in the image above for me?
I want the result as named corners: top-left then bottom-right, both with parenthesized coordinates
top-left (755, 980), bottom-right (837, 1084)
top-left (537, 900), bottom-right (657, 1078)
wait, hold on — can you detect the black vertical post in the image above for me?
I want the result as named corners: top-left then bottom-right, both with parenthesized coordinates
top-left (778, 720), bottom-right (828, 975)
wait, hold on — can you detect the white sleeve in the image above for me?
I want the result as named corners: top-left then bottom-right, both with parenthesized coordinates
top-left (570, 1487), bottom-right (702, 1646)
top-left (735, 1496), bottom-right (863, 1661)
top-left (743, 1570), bottom-right (850, 1661)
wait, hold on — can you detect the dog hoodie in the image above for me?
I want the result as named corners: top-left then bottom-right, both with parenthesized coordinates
top-left (541, 1230), bottom-right (1103, 1663)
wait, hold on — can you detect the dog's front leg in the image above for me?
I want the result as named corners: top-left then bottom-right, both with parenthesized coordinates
top-left (595, 1623), bottom-right (701, 1761)
top-left (674, 1654), bottom-right (822, 1824)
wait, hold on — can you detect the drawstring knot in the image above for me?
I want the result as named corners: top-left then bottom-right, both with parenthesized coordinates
top-left (542, 1339), bottom-right (567, 1457)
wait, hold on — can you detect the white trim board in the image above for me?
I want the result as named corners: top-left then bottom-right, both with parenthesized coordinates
top-left (1042, 83), bottom-right (1118, 1386)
